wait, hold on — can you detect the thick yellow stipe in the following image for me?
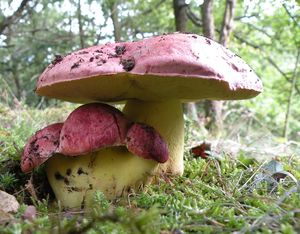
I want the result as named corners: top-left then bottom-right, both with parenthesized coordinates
top-left (46, 148), bottom-right (157, 208)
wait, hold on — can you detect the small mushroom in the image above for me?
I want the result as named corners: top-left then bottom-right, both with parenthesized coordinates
top-left (21, 103), bottom-right (168, 207)
top-left (24, 32), bottom-right (262, 208)
top-left (22, 103), bottom-right (168, 171)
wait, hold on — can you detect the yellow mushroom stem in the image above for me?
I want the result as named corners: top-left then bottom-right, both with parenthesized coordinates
top-left (123, 99), bottom-right (184, 175)
top-left (45, 99), bottom-right (184, 208)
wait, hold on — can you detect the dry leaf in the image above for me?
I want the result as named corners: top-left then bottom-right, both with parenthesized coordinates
top-left (190, 142), bottom-right (211, 159)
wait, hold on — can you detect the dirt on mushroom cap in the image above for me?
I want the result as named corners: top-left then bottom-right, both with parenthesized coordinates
top-left (21, 123), bottom-right (63, 173)
top-left (36, 33), bottom-right (263, 104)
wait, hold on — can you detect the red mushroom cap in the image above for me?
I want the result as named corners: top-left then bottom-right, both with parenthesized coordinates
top-left (36, 33), bottom-right (262, 104)
top-left (58, 103), bottom-right (129, 156)
top-left (21, 103), bottom-right (169, 173)
top-left (126, 123), bottom-right (169, 163)
top-left (21, 123), bottom-right (63, 173)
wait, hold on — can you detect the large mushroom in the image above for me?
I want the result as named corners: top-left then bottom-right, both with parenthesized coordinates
top-left (21, 33), bottom-right (262, 208)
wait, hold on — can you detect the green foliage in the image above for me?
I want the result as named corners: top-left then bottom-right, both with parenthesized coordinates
top-left (0, 150), bottom-right (299, 233)
top-left (0, 0), bottom-right (300, 233)
top-left (0, 172), bottom-right (17, 190)
top-left (0, 0), bottom-right (299, 138)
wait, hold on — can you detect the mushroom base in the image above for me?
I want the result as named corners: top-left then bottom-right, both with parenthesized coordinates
top-left (46, 147), bottom-right (158, 208)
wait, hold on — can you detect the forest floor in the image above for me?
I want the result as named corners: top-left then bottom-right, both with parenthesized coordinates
top-left (0, 102), bottom-right (299, 234)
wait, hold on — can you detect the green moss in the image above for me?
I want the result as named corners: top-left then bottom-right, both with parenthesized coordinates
top-left (0, 104), bottom-right (299, 233)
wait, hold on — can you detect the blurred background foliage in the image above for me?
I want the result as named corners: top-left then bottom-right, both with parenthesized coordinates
top-left (0, 0), bottom-right (299, 141)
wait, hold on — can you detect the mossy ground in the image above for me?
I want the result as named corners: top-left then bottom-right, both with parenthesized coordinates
top-left (0, 102), bottom-right (299, 234)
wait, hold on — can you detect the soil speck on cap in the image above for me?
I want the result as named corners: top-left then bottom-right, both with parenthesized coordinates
top-left (115, 45), bottom-right (126, 55)
top-left (205, 38), bottom-right (211, 45)
top-left (51, 55), bottom-right (63, 65)
top-left (71, 62), bottom-right (80, 69)
top-left (97, 59), bottom-right (107, 66)
top-left (71, 58), bottom-right (84, 70)
top-left (78, 51), bottom-right (89, 54)
top-left (108, 53), bottom-right (118, 58)
top-left (121, 57), bottom-right (135, 71)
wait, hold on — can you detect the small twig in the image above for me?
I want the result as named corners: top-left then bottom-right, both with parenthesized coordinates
top-left (237, 185), bottom-right (300, 234)
top-left (25, 174), bottom-right (38, 201)
top-left (186, 6), bottom-right (202, 27)
top-left (234, 13), bottom-right (259, 21)
top-left (0, 0), bottom-right (32, 34)
top-left (233, 170), bottom-right (244, 194)
top-left (238, 161), bottom-right (267, 192)
top-left (282, 3), bottom-right (300, 27)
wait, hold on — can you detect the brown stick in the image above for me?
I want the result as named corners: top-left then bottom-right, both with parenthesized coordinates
top-left (0, 0), bottom-right (31, 34)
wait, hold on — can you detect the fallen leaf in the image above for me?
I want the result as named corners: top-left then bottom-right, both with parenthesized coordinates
top-left (252, 160), bottom-right (298, 192)
top-left (190, 142), bottom-right (211, 159)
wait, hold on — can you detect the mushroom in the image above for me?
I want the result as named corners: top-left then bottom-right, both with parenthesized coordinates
top-left (22, 33), bottom-right (262, 208)
top-left (21, 103), bottom-right (168, 208)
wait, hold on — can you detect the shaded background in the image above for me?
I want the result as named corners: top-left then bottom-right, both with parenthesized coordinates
top-left (0, 0), bottom-right (299, 141)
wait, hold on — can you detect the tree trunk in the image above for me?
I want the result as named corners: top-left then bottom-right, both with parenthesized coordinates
top-left (173, 0), bottom-right (199, 122)
top-left (201, 0), bottom-right (236, 135)
top-left (110, 0), bottom-right (121, 42)
top-left (219, 0), bottom-right (236, 46)
top-left (0, 0), bottom-right (31, 34)
top-left (283, 49), bottom-right (300, 139)
top-left (201, 0), bottom-right (223, 134)
top-left (201, 0), bottom-right (215, 39)
top-left (173, 0), bottom-right (188, 31)
top-left (77, 0), bottom-right (85, 49)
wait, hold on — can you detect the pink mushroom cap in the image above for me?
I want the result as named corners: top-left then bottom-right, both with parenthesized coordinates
top-left (21, 123), bottom-right (63, 173)
top-left (58, 103), bottom-right (129, 156)
top-left (35, 32), bottom-right (262, 104)
top-left (21, 103), bottom-right (169, 173)
top-left (126, 123), bottom-right (169, 163)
